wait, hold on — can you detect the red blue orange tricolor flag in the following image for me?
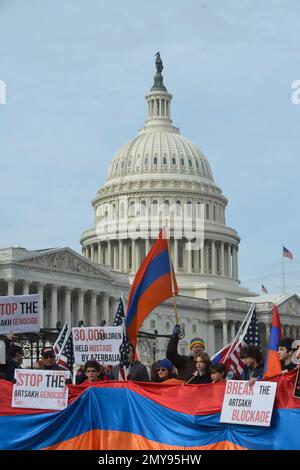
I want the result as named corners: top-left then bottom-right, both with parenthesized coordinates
top-left (264, 305), bottom-right (282, 378)
top-left (126, 229), bottom-right (178, 349)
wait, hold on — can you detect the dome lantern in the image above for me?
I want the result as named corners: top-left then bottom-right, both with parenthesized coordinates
top-left (145, 53), bottom-right (173, 128)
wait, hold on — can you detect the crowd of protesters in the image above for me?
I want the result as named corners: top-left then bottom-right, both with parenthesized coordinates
top-left (0, 326), bottom-right (299, 388)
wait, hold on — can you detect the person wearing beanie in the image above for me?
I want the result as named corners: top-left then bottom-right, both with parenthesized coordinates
top-left (151, 358), bottom-right (183, 384)
top-left (166, 325), bottom-right (206, 381)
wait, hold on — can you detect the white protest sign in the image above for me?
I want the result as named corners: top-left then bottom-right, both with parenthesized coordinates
top-left (72, 326), bottom-right (123, 365)
top-left (12, 369), bottom-right (70, 410)
top-left (0, 294), bottom-right (40, 334)
top-left (220, 380), bottom-right (277, 427)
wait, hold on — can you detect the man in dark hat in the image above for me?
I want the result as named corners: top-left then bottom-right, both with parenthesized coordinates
top-left (37, 347), bottom-right (66, 371)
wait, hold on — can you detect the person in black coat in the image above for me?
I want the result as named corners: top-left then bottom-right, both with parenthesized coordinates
top-left (0, 342), bottom-right (23, 382)
top-left (186, 352), bottom-right (212, 384)
top-left (239, 345), bottom-right (264, 385)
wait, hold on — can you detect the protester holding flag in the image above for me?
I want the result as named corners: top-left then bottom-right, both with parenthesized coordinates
top-left (167, 330), bottom-right (206, 381)
top-left (186, 352), bottom-right (212, 384)
top-left (239, 345), bottom-right (264, 385)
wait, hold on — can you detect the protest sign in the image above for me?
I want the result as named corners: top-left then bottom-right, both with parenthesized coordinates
top-left (72, 326), bottom-right (123, 365)
top-left (12, 369), bottom-right (70, 410)
top-left (220, 380), bottom-right (277, 427)
top-left (0, 294), bottom-right (40, 334)
top-left (293, 370), bottom-right (300, 399)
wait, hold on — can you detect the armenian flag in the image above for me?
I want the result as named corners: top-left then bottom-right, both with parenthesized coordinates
top-left (126, 229), bottom-right (178, 348)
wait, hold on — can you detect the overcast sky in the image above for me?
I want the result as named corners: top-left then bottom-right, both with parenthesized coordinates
top-left (0, 0), bottom-right (299, 296)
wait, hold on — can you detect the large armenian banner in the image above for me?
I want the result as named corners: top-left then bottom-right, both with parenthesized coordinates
top-left (0, 371), bottom-right (299, 450)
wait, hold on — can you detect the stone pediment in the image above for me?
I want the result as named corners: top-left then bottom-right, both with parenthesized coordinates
top-left (283, 296), bottom-right (300, 316)
top-left (15, 248), bottom-right (112, 280)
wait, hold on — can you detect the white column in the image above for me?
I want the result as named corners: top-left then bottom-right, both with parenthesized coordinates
top-left (7, 280), bottom-right (15, 296)
top-left (231, 321), bottom-right (236, 341)
top-left (208, 321), bottom-right (216, 357)
top-left (98, 242), bottom-right (101, 264)
top-left (123, 242), bottom-right (128, 273)
top-left (211, 240), bottom-right (216, 275)
top-left (51, 285), bottom-right (58, 328)
top-left (77, 290), bottom-right (84, 325)
top-left (174, 238), bottom-right (178, 272)
top-left (90, 244), bottom-right (95, 263)
top-left (231, 245), bottom-right (235, 278)
top-left (107, 240), bottom-right (111, 267)
top-left (119, 240), bottom-right (123, 272)
top-left (227, 245), bottom-right (231, 277)
top-left (132, 239), bottom-right (136, 272)
top-left (113, 243), bottom-right (117, 270)
top-left (23, 281), bottom-right (30, 295)
top-left (187, 241), bottom-right (192, 274)
top-left (37, 283), bottom-right (44, 328)
top-left (64, 288), bottom-right (71, 324)
top-left (90, 291), bottom-right (98, 326)
top-left (223, 320), bottom-right (228, 347)
top-left (146, 238), bottom-right (150, 256)
top-left (235, 246), bottom-right (239, 279)
top-left (221, 242), bottom-right (225, 276)
top-left (200, 242), bottom-right (205, 274)
top-left (100, 293), bottom-right (110, 325)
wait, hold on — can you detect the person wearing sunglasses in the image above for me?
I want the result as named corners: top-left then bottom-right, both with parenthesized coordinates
top-left (38, 347), bottom-right (66, 371)
top-left (152, 359), bottom-right (183, 384)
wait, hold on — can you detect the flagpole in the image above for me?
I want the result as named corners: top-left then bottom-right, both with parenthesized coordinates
top-left (282, 244), bottom-right (285, 294)
top-left (166, 228), bottom-right (180, 325)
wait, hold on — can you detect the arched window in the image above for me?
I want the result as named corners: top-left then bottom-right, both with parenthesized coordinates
top-left (141, 200), bottom-right (147, 217)
top-left (152, 200), bottom-right (158, 216)
top-left (213, 205), bottom-right (216, 221)
top-left (164, 200), bottom-right (169, 216)
top-left (178, 241), bottom-right (184, 268)
top-left (175, 200), bottom-right (182, 216)
top-left (165, 322), bottom-right (170, 332)
top-left (172, 157), bottom-right (177, 165)
top-left (206, 203), bottom-right (210, 220)
top-left (187, 201), bottom-right (192, 217)
top-left (163, 156), bottom-right (167, 165)
top-left (154, 156), bottom-right (158, 165)
top-left (129, 201), bottom-right (135, 217)
top-left (120, 202), bottom-right (125, 219)
top-left (180, 158), bottom-right (185, 166)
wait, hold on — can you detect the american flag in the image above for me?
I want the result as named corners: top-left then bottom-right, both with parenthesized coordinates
top-left (55, 323), bottom-right (74, 371)
top-left (261, 284), bottom-right (268, 294)
top-left (53, 321), bottom-right (69, 356)
top-left (113, 295), bottom-right (131, 380)
top-left (283, 246), bottom-right (293, 260)
top-left (211, 304), bottom-right (261, 378)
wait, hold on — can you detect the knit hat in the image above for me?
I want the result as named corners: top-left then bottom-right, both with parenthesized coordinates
top-left (156, 359), bottom-right (173, 373)
top-left (190, 338), bottom-right (205, 350)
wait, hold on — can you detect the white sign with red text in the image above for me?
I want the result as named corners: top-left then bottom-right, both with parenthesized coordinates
top-left (0, 294), bottom-right (40, 334)
top-left (72, 326), bottom-right (123, 365)
top-left (220, 380), bottom-right (277, 427)
top-left (12, 369), bottom-right (70, 410)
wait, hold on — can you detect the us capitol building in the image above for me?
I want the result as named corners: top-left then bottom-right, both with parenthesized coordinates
top-left (1, 56), bottom-right (299, 360)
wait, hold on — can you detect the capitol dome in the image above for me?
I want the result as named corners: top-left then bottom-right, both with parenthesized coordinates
top-left (106, 128), bottom-right (214, 184)
top-left (81, 55), bottom-right (253, 301)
